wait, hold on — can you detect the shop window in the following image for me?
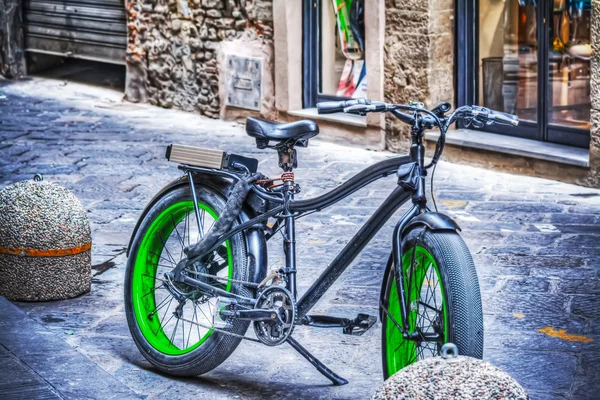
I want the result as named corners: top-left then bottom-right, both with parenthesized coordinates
top-left (303, 0), bottom-right (366, 108)
top-left (458, 0), bottom-right (591, 148)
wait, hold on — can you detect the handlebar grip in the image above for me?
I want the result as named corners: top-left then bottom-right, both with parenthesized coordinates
top-left (317, 98), bottom-right (370, 114)
top-left (491, 110), bottom-right (519, 127)
top-left (316, 101), bottom-right (347, 114)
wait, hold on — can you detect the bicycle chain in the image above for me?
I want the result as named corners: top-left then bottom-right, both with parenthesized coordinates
top-left (184, 269), bottom-right (260, 288)
top-left (176, 315), bottom-right (261, 343)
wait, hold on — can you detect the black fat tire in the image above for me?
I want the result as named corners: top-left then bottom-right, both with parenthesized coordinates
top-left (124, 185), bottom-right (252, 377)
top-left (381, 228), bottom-right (484, 379)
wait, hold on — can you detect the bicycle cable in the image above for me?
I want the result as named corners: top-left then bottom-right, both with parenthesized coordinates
top-left (430, 162), bottom-right (438, 213)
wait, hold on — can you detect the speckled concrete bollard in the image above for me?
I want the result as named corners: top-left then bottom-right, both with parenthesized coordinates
top-left (373, 345), bottom-right (529, 400)
top-left (0, 178), bottom-right (91, 301)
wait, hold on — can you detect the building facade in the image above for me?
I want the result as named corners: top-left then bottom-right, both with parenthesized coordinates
top-left (1, 0), bottom-right (598, 187)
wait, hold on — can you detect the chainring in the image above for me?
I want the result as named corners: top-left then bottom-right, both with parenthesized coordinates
top-left (253, 286), bottom-right (296, 346)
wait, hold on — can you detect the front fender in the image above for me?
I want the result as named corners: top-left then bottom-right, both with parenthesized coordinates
top-left (379, 212), bottom-right (460, 320)
top-left (126, 173), bottom-right (268, 285)
top-left (402, 211), bottom-right (461, 235)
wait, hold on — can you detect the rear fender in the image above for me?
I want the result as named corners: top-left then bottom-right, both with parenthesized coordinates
top-left (127, 173), bottom-right (268, 285)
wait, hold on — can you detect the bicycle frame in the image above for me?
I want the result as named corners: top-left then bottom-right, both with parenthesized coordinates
top-left (180, 124), bottom-right (445, 335)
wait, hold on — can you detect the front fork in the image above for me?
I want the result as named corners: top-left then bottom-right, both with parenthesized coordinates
top-left (390, 134), bottom-right (428, 334)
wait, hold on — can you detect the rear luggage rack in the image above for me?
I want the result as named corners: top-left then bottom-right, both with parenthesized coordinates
top-left (165, 144), bottom-right (258, 173)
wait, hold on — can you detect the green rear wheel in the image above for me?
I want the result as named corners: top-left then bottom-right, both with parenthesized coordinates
top-left (130, 200), bottom-right (229, 355)
top-left (125, 185), bottom-right (252, 376)
top-left (381, 229), bottom-right (483, 378)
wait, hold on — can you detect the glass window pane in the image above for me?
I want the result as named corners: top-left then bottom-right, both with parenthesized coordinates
top-left (479, 0), bottom-right (538, 123)
top-left (548, 1), bottom-right (591, 129)
top-left (320, 0), bottom-right (366, 98)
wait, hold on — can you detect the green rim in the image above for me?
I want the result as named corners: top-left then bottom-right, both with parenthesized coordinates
top-left (384, 246), bottom-right (449, 376)
top-left (131, 201), bottom-right (232, 355)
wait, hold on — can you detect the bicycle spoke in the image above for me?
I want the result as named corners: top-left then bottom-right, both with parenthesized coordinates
top-left (148, 250), bottom-right (174, 266)
top-left (142, 273), bottom-right (167, 283)
top-left (171, 215), bottom-right (185, 251)
top-left (170, 214), bottom-right (185, 261)
top-left (187, 306), bottom-right (195, 348)
top-left (142, 283), bottom-right (165, 299)
top-left (194, 303), bottom-right (201, 339)
top-left (198, 208), bottom-right (205, 241)
top-left (419, 301), bottom-right (442, 314)
top-left (158, 231), bottom-right (177, 265)
top-left (148, 294), bottom-right (172, 317)
top-left (154, 313), bottom-right (174, 337)
top-left (185, 210), bottom-right (190, 247)
top-left (151, 296), bottom-right (174, 336)
top-left (195, 302), bottom-right (211, 323)
top-left (169, 318), bottom-right (180, 348)
top-left (181, 318), bottom-right (185, 349)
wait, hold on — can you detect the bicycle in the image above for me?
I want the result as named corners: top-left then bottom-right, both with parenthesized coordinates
top-left (124, 99), bottom-right (518, 384)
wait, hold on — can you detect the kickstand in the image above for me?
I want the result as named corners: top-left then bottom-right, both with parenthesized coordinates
top-left (287, 336), bottom-right (349, 386)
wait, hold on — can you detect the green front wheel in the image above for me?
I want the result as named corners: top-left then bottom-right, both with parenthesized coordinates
top-left (381, 229), bottom-right (484, 378)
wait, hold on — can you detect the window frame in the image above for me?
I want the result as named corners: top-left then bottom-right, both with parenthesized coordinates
top-left (303, 0), bottom-right (353, 108)
top-left (455, 0), bottom-right (590, 148)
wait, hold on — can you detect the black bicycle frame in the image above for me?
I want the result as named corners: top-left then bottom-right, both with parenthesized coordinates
top-left (182, 139), bottom-right (430, 332)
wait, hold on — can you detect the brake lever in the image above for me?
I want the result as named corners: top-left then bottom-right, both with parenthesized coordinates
top-left (343, 104), bottom-right (370, 115)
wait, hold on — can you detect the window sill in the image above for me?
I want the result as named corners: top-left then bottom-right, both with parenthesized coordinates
top-left (287, 108), bottom-right (367, 128)
top-left (424, 128), bottom-right (589, 168)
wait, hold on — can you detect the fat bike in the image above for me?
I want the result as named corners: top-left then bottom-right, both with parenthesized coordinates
top-left (125, 99), bottom-right (518, 383)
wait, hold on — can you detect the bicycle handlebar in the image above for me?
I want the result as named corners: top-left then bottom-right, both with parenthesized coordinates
top-left (471, 106), bottom-right (519, 127)
top-left (490, 110), bottom-right (519, 126)
top-left (317, 99), bottom-right (370, 114)
top-left (316, 99), bottom-right (519, 128)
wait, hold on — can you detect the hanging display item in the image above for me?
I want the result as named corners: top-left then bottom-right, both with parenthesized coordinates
top-left (551, 0), bottom-right (591, 59)
top-left (331, 0), bottom-right (362, 60)
top-left (336, 59), bottom-right (367, 98)
top-left (331, 0), bottom-right (366, 98)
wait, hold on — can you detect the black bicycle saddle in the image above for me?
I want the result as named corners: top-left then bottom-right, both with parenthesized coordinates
top-left (245, 117), bottom-right (319, 149)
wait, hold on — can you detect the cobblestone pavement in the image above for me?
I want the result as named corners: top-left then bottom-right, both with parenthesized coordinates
top-left (1, 77), bottom-right (600, 400)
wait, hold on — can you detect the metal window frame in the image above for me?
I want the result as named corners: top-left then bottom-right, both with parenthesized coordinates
top-left (455, 0), bottom-right (590, 149)
top-left (302, 0), bottom-right (352, 108)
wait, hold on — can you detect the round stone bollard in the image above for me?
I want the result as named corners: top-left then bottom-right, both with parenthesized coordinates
top-left (0, 177), bottom-right (92, 301)
top-left (373, 344), bottom-right (529, 400)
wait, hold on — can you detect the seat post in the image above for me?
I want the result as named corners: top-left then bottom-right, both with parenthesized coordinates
top-left (277, 144), bottom-right (297, 172)
top-left (279, 143), bottom-right (298, 299)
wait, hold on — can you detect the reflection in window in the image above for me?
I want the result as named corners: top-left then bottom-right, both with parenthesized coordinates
top-left (478, 0), bottom-right (591, 130)
top-left (549, 0), bottom-right (591, 129)
top-left (479, 0), bottom-right (538, 123)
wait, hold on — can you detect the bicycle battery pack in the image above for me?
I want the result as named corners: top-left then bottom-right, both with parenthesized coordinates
top-left (165, 144), bottom-right (258, 173)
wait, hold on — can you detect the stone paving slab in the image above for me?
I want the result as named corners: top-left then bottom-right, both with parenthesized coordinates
top-left (0, 297), bottom-right (140, 400)
top-left (1, 77), bottom-right (600, 399)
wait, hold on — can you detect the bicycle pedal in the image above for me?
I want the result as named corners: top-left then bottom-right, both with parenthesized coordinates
top-left (342, 313), bottom-right (377, 336)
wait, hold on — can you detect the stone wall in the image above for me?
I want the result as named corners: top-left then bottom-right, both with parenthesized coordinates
top-left (588, 0), bottom-right (600, 187)
top-left (383, 0), bottom-right (454, 152)
top-left (125, 0), bottom-right (274, 119)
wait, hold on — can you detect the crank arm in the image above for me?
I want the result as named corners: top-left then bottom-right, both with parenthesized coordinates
top-left (220, 308), bottom-right (283, 322)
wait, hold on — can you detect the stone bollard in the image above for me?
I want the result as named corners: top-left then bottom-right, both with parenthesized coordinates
top-left (0, 176), bottom-right (92, 301)
top-left (373, 344), bottom-right (529, 400)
